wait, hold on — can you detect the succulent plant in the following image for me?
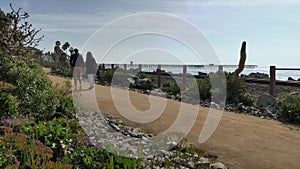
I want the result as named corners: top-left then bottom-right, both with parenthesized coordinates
top-left (234, 41), bottom-right (247, 76)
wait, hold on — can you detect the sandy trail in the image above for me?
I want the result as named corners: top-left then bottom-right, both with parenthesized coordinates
top-left (49, 74), bottom-right (300, 169)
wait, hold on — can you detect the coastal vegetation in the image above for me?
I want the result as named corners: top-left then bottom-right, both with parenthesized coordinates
top-left (0, 5), bottom-right (222, 168)
top-left (1, 3), bottom-right (299, 169)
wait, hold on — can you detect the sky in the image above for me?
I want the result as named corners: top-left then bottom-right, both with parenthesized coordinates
top-left (1, 0), bottom-right (300, 67)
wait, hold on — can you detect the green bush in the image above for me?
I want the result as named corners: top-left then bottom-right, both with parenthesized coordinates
top-left (278, 92), bottom-right (300, 124)
top-left (100, 69), bottom-right (115, 83)
top-left (225, 73), bottom-right (245, 104)
top-left (0, 55), bottom-right (62, 121)
top-left (185, 78), bottom-right (211, 101)
top-left (239, 92), bottom-right (256, 106)
top-left (54, 80), bottom-right (76, 119)
top-left (0, 92), bottom-right (18, 117)
top-left (136, 72), bottom-right (148, 79)
top-left (162, 81), bottom-right (180, 95)
top-left (197, 78), bottom-right (212, 101)
top-left (51, 65), bottom-right (72, 77)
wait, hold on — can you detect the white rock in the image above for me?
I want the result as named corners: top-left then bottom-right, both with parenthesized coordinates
top-left (210, 162), bottom-right (227, 169)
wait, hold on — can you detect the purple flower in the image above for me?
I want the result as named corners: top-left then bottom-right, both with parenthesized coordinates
top-left (9, 115), bottom-right (16, 119)
top-left (1, 118), bottom-right (11, 126)
top-left (12, 155), bottom-right (19, 164)
top-left (86, 137), bottom-right (93, 146)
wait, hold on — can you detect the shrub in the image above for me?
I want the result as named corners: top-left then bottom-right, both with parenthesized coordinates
top-left (197, 78), bottom-right (212, 101)
top-left (225, 73), bottom-right (245, 104)
top-left (51, 65), bottom-right (72, 77)
top-left (53, 80), bottom-right (76, 119)
top-left (100, 69), bottom-right (115, 83)
top-left (0, 56), bottom-right (63, 121)
top-left (0, 92), bottom-right (18, 118)
top-left (239, 92), bottom-right (256, 106)
top-left (134, 72), bottom-right (155, 90)
top-left (185, 78), bottom-right (211, 101)
top-left (278, 91), bottom-right (300, 124)
top-left (136, 72), bottom-right (148, 79)
top-left (162, 81), bottom-right (180, 95)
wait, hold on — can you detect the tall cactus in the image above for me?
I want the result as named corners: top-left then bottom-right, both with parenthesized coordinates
top-left (234, 41), bottom-right (247, 76)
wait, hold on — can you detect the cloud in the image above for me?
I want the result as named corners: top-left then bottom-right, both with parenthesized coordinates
top-left (169, 0), bottom-right (300, 7)
top-left (30, 12), bottom-right (126, 34)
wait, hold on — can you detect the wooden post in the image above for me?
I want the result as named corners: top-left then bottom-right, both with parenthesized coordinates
top-left (157, 65), bottom-right (161, 88)
top-left (183, 65), bottom-right (187, 90)
top-left (111, 64), bottom-right (114, 69)
top-left (218, 65), bottom-right (223, 72)
top-left (138, 64), bottom-right (142, 72)
top-left (123, 64), bottom-right (127, 71)
top-left (270, 66), bottom-right (276, 96)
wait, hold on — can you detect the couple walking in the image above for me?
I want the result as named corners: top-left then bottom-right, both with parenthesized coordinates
top-left (70, 49), bottom-right (97, 90)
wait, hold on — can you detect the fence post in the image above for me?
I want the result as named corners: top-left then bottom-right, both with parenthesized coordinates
top-left (111, 64), bottom-right (114, 69)
top-left (157, 65), bottom-right (161, 88)
top-left (183, 65), bottom-right (187, 90)
top-left (138, 64), bottom-right (142, 72)
top-left (270, 66), bottom-right (276, 96)
top-left (218, 65), bottom-right (223, 72)
top-left (123, 64), bottom-right (127, 71)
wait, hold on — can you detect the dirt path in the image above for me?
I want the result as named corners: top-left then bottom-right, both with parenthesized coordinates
top-left (49, 74), bottom-right (300, 169)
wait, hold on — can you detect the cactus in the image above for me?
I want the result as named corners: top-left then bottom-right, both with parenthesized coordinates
top-left (234, 41), bottom-right (247, 76)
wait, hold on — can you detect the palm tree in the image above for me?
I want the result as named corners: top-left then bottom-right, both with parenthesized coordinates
top-left (62, 42), bottom-right (70, 51)
top-left (55, 40), bottom-right (61, 46)
top-left (53, 41), bottom-right (62, 64)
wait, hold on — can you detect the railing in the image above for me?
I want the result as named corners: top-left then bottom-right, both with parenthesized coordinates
top-left (269, 66), bottom-right (300, 96)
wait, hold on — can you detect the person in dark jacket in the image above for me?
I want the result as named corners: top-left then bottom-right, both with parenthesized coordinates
top-left (85, 51), bottom-right (97, 89)
top-left (70, 48), bottom-right (84, 90)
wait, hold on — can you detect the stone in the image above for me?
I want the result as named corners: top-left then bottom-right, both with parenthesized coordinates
top-left (166, 141), bottom-right (178, 148)
top-left (187, 161), bottom-right (195, 168)
top-left (210, 162), bottom-right (227, 169)
top-left (159, 150), bottom-right (172, 157)
top-left (247, 72), bottom-right (269, 79)
top-left (288, 77), bottom-right (295, 81)
top-left (256, 94), bottom-right (277, 112)
top-left (197, 157), bottom-right (210, 168)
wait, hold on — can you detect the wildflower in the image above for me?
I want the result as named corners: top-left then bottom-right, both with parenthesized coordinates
top-left (9, 115), bottom-right (16, 119)
top-left (12, 155), bottom-right (20, 165)
top-left (1, 118), bottom-right (11, 126)
top-left (86, 137), bottom-right (93, 146)
top-left (51, 143), bottom-right (57, 148)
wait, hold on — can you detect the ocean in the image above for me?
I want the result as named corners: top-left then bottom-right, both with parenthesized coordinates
top-left (143, 67), bottom-right (300, 81)
top-left (104, 64), bottom-right (300, 81)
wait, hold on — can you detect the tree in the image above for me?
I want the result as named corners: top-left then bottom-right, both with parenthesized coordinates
top-left (0, 3), bottom-right (44, 57)
top-left (62, 42), bottom-right (70, 51)
top-left (53, 41), bottom-right (62, 63)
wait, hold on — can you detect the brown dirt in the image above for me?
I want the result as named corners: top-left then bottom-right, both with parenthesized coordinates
top-left (48, 74), bottom-right (300, 169)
